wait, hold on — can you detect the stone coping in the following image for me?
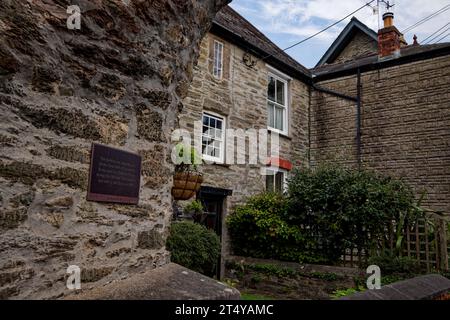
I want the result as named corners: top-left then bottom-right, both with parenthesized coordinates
top-left (226, 256), bottom-right (363, 277)
top-left (341, 274), bottom-right (450, 300)
top-left (65, 263), bottom-right (240, 300)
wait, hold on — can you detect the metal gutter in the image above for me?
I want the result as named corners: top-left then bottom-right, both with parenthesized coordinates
top-left (356, 68), bottom-right (362, 169)
top-left (312, 44), bottom-right (450, 81)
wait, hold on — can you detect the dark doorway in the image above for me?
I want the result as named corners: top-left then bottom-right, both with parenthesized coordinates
top-left (197, 186), bottom-right (232, 279)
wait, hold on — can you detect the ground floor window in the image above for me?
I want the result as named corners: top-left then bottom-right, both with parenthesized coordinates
top-left (264, 167), bottom-right (288, 193)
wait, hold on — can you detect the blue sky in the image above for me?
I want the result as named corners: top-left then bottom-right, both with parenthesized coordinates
top-left (229, 0), bottom-right (449, 68)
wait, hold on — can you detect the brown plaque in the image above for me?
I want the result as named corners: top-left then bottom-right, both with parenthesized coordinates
top-left (87, 143), bottom-right (141, 204)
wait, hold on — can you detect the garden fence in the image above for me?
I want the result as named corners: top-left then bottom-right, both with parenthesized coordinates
top-left (341, 212), bottom-right (450, 272)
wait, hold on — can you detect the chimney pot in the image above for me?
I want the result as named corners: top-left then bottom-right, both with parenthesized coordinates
top-left (378, 12), bottom-right (401, 58)
top-left (382, 12), bottom-right (394, 28)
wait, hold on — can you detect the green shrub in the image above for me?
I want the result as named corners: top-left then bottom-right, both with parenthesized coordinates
top-left (310, 271), bottom-right (342, 281)
top-left (166, 221), bottom-right (220, 276)
top-left (227, 165), bottom-right (423, 265)
top-left (226, 193), bottom-right (322, 263)
top-left (247, 263), bottom-right (297, 278)
top-left (286, 165), bottom-right (421, 264)
top-left (366, 252), bottom-right (421, 276)
top-left (184, 200), bottom-right (204, 215)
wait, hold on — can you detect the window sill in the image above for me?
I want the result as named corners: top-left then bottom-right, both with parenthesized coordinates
top-left (203, 161), bottom-right (231, 168)
top-left (268, 129), bottom-right (292, 140)
top-left (202, 157), bottom-right (230, 168)
top-left (212, 163), bottom-right (231, 168)
top-left (209, 74), bottom-right (228, 83)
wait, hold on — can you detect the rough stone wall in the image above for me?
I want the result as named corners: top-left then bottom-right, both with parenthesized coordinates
top-left (179, 33), bottom-right (310, 258)
top-left (332, 30), bottom-right (378, 64)
top-left (311, 55), bottom-right (450, 215)
top-left (0, 0), bottom-right (229, 299)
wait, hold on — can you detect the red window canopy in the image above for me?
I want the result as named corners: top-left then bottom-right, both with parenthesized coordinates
top-left (266, 157), bottom-right (293, 171)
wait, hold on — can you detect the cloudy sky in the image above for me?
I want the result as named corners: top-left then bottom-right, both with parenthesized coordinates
top-left (229, 0), bottom-right (450, 68)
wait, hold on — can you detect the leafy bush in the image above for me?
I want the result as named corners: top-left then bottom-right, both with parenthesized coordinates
top-left (226, 193), bottom-right (320, 263)
top-left (184, 200), bottom-right (204, 215)
top-left (166, 221), bottom-right (220, 276)
top-left (246, 263), bottom-right (297, 278)
top-left (227, 165), bottom-right (422, 265)
top-left (286, 165), bottom-right (421, 264)
top-left (366, 252), bottom-right (421, 276)
top-left (310, 271), bottom-right (342, 281)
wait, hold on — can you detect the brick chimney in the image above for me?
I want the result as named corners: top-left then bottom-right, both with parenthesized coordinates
top-left (378, 12), bottom-right (402, 58)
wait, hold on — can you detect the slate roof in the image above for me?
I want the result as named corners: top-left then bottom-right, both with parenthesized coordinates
top-left (211, 6), bottom-right (450, 82)
top-left (316, 17), bottom-right (378, 67)
top-left (312, 42), bottom-right (450, 80)
top-left (212, 6), bottom-right (311, 81)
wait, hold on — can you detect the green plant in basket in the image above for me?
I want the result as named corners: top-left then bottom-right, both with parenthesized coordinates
top-left (172, 143), bottom-right (202, 172)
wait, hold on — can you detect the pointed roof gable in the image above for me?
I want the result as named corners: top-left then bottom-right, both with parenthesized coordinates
top-left (212, 6), bottom-right (311, 82)
top-left (316, 17), bottom-right (378, 67)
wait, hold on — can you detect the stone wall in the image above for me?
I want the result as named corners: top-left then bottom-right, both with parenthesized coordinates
top-left (179, 32), bottom-right (310, 258)
top-left (332, 30), bottom-right (378, 64)
top-left (0, 0), bottom-right (229, 299)
top-left (311, 55), bottom-right (450, 215)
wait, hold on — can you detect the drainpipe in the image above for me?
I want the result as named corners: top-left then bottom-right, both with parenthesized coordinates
top-left (308, 84), bottom-right (312, 167)
top-left (312, 70), bottom-right (363, 169)
top-left (356, 68), bottom-right (362, 169)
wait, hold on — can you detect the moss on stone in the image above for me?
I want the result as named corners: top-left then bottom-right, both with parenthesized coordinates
top-left (10, 191), bottom-right (35, 208)
top-left (52, 167), bottom-right (88, 190)
top-left (136, 105), bottom-right (165, 142)
top-left (16, 106), bottom-right (128, 145)
top-left (81, 266), bottom-right (114, 283)
top-left (0, 161), bottom-right (88, 190)
top-left (0, 161), bottom-right (47, 185)
top-left (137, 229), bottom-right (165, 249)
top-left (46, 145), bottom-right (90, 164)
top-left (0, 207), bottom-right (28, 229)
top-left (0, 134), bottom-right (18, 147)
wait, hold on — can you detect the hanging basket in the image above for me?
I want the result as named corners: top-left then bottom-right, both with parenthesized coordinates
top-left (171, 171), bottom-right (203, 200)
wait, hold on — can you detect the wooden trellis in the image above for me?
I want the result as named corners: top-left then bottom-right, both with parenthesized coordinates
top-left (404, 213), bottom-right (449, 272)
top-left (341, 213), bottom-right (449, 271)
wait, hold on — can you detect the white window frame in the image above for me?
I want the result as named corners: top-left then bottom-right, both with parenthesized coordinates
top-left (201, 112), bottom-right (226, 164)
top-left (262, 167), bottom-right (288, 193)
top-left (213, 40), bottom-right (224, 79)
top-left (267, 66), bottom-right (290, 136)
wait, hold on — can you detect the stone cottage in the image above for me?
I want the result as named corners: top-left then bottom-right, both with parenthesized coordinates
top-left (178, 6), bottom-right (311, 275)
top-left (0, 0), bottom-right (449, 299)
top-left (180, 6), bottom-right (450, 274)
top-left (310, 15), bottom-right (450, 217)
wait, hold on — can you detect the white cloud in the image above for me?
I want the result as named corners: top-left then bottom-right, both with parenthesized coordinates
top-left (229, 0), bottom-right (450, 67)
top-left (231, 0), bottom-right (449, 44)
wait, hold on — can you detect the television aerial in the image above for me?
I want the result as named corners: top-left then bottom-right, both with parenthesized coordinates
top-left (378, 0), bottom-right (395, 12)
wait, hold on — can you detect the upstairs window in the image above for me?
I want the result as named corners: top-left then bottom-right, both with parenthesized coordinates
top-left (213, 40), bottom-right (224, 79)
top-left (265, 167), bottom-right (288, 193)
top-left (202, 112), bottom-right (225, 163)
top-left (267, 73), bottom-right (288, 135)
